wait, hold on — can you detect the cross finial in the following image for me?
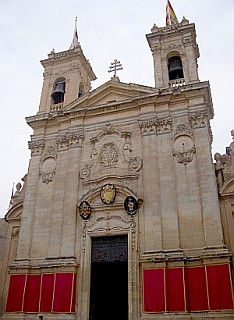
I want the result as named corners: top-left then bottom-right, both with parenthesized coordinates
top-left (231, 129), bottom-right (234, 141)
top-left (108, 59), bottom-right (123, 78)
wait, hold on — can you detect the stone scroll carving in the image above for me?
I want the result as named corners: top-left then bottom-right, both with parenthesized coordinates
top-left (40, 146), bottom-right (57, 184)
top-left (80, 124), bottom-right (142, 181)
top-left (173, 124), bottom-right (196, 165)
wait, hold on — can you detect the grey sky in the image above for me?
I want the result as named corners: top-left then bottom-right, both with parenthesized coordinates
top-left (0, 0), bottom-right (233, 217)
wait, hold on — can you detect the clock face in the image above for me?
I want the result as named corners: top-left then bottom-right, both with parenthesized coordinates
top-left (173, 135), bottom-right (194, 153)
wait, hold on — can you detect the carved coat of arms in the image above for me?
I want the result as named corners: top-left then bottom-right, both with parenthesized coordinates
top-left (124, 196), bottom-right (138, 215)
top-left (100, 184), bottom-right (116, 204)
top-left (78, 201), bottom-right (91, 220)
top-left (100, 143), bottom-right (118, 167)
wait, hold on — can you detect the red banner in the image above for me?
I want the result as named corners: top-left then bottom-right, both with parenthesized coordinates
top-left (143, 264), bottom-right (233, 313)
top-left (39, 273), bottom-right (55, 312)
top-left (166, 268), bottom-right (185, 311)
top-left (185, 267), bottom-right (208, 311)
top-left (53, 273), bottom-right (74, 312)
top-left (23, 275), bottom-right (41, 312)
top-left (5, 272), bottom-right (76, 313)
top-left (143, 269), bottom-right (165, 312)
top-left (206, 264), bottom-right (233, 310)
top-left (6, 274), bottom-right (26, 312)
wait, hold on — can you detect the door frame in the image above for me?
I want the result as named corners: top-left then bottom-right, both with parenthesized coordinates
top-left (89, 235), bottom-right (128, 320)
top-left (77, 214), bottom-right (139, 320)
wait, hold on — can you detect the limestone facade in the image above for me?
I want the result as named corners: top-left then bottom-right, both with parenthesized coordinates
top-left (0, 18), bottom-right (233, 320)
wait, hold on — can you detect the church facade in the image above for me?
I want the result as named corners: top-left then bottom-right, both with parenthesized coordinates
top-left (0, 15), bottom-right (233, 320)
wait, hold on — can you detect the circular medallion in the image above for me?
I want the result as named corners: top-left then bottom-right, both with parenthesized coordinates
top-left (78, 201), bottom-right (91, 220)
top-left (124, 196), bottom-right (138, 215)
top-left (100, 184), bottom-right (116, 205)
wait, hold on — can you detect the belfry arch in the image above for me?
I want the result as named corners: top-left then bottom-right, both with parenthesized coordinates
top-left (167, 51), bottom-right (184, 81)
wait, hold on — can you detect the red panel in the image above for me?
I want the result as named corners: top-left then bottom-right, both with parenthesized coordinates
top-left (40, 273), bottom-right (55, 312)
top-left (71, 274), bottom-right (77, 312)
top-left (23, 274), bottom-right (41, 312)
top-left (53, 273), bottom-right (74, 312)
top-left (185, 266), bottom-right (208, 311)
top-left (5, 274), bottom-right (26, 312)
top-left (206, 264), bottom-right (234, 310)
top-left (143, 269), bottom-right (165, 312)
top-left (166, 268), bottom-right (185, 311)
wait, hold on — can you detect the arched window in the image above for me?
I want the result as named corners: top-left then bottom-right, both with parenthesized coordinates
top-left (168, 55), bottom-right (184, 80)
top-left (51, 78), bottom-right (66, 104)
top-left (78, 83), bottom-right (84, 98)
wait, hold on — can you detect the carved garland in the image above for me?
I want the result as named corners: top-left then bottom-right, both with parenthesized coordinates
top-left (189, 110), bottom-right (208, 129)
top-left (139, 117), bottom-right (172, 135)
top-left (56, 131), bottom-right (84, 150)
top-left (173, 124), bottom-right (196, 165)
top-left (28, 139), bottom-right (45, 156)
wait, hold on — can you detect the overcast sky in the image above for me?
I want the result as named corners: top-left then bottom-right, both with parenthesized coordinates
top-left (0, 0), bottom-right (233, 218)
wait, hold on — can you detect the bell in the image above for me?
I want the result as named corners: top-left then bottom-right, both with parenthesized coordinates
top-left (168, 56), bottom-right (184, 80)
top-left (51, 82), bottom-right (65, 104)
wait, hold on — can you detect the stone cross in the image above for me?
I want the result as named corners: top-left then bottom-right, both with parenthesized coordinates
top-left (108, 59), bottom-right (123, 77)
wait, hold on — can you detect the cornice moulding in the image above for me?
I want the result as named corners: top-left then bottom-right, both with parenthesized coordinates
top-left (26, 81), bottom-right (212, 128)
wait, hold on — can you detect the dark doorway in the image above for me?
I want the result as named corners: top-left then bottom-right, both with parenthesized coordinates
top-left (89, 235), bottom-right (128, 320)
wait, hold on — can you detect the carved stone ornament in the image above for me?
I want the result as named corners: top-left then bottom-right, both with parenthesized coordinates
top-left (78, 201), bottom-right (91, 220)
top-left (173, 126), bottom-right (195, 165)
top-left (80, 123), bottom-right (142, 181)
top-left (129, 157), bottom-right (142, 172)
top-left (124, 196), bottom-right (138, 216)
top-left (40, 146), bottom-right (57, 184)
top-left (80, 164), bottom-right (91, 179)
top-left (139, 117), bottom-right (172, 135)
top-left (100, 184), bottom-right (116, 205)
top-left (100, 143), bottom-right (119, 168)
top-left (173, 148), bottom-right (196, 165)
top-left (56, 131), bottom-right (84, 151)
top-left (28, 139), bottom-right (45, 156)
top-left (174, 124), bottom-right (192, 136)
top-left (189, 110), bottom-right (208, 129)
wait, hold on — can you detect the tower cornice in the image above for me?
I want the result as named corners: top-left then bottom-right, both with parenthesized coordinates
top-left (40, 45), bottom-right (96, 81)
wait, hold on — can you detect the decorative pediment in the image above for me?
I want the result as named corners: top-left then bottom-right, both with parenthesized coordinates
top-left (219, 177), bottom-right (234, 195)
top-left (64, 80), bottom-right (155, 112)
top-left (5, 202), bottom-right (23, 221)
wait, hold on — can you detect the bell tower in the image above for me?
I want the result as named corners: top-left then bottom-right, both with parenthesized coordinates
top-left (38, 44), bottom-right (96, 114)
top-left (146, 17), bottom-right (199, 88)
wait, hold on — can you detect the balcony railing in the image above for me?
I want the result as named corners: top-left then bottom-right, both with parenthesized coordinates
top-left (169, 78), bottom-right (186, 88)
top-left (50, 103), bottom-right (63, 112)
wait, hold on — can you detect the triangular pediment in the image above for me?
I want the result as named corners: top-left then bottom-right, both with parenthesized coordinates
top-left (64, 79), bottom-right (155, 111)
